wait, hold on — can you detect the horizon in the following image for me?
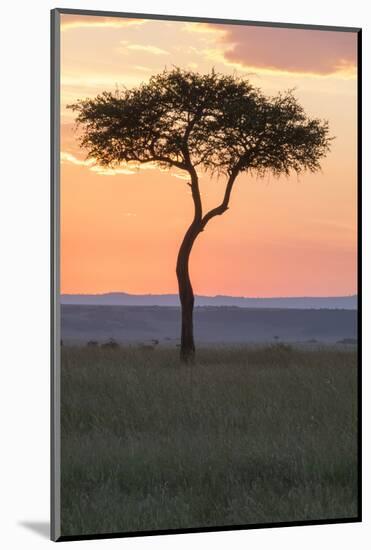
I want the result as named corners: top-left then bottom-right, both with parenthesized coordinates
top-left (61, 290), bottom-right (357, 299)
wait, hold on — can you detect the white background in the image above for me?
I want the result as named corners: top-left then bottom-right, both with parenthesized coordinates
top-left (0, 0), bottom-right (369, 547)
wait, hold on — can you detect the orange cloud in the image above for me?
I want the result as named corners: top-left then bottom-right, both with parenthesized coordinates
top-left (205, 25), bottom-right (357, 76)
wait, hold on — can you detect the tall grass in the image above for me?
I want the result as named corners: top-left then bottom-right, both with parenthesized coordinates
top-left (61, 345), bottom-right (358, 536)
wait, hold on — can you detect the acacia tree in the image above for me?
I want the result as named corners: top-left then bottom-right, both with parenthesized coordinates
top-left (69, 68), bottom-right (331, 363)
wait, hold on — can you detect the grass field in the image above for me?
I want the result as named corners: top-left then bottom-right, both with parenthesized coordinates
top-left (60, 344), bottom-right (358, 537)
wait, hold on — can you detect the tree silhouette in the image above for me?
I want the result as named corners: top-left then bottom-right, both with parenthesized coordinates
top-left (69, 68), bottom-right (332, 363)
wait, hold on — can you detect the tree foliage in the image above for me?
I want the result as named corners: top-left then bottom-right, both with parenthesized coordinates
top-left (69, 68), bottom-right (332, 182)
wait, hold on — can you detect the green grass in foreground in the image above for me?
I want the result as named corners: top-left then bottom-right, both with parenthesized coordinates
top-left (60, 345), bottom-right (358, 536)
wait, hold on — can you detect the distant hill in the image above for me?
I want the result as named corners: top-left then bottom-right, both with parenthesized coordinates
top-left (61, 305), bottom-right (357, 344)
top-left (61, 292), bottom-right (357, 310)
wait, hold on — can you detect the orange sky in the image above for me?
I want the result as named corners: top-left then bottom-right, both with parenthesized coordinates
top-left (60, 14), bottom-right (358, 297)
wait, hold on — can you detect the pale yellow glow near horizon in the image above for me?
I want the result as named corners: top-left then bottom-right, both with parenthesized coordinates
top-left (60, 14), bottom-right (358, 297)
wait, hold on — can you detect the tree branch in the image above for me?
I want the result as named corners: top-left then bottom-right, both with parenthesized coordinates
top-left (146, 141), bottom-right (186, 170)
top-left (182, 105), bottom-right (204, 146)
top-left (152, 156), bottom-right (186, 170)
top-left (180, 132), bottom-right (203, 223)
top-left (186, 162), bottom-right (202, 223)
top-left (200, 168), bottom-right (240, 230)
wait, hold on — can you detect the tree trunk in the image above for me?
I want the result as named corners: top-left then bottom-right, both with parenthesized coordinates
top-left (176, 223), bottom-right (200, 363)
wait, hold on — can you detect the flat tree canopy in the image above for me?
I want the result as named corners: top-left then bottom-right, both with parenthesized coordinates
top-left (70, 68), bottom-right (330, 177)
top-left (69, 68), bottom-right (332, 361)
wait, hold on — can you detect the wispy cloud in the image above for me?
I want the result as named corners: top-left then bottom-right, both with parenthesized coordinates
top-left (61, 152), bottom-right (179, 177)
top-left (182, 22), bottom-right (227, 38)
top-left (61, 151), bottom-right (197, 181)
top-left (133, 65), bottom-right (153, 73)
top-left (61, 151), bottom-right (95, 167)
top-left (171, 172), bottom-right (191, 181)
top-left (61, 73), bottom-right (144, 90)
top-left (61, 15), bottom-right (147, 32)
top-left (90, 166), bottom-right (137, 176)
top-left (61, 151), bottom-right (135, 176)
top-left (125, 43), bottom-right (170, 56)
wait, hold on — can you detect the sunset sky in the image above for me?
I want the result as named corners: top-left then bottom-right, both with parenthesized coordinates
top-left (60, 14), bottom-right (358, 297)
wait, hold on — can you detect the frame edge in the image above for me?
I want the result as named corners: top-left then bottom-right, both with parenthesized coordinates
top-left (51, 7), bottom-right (61, 543)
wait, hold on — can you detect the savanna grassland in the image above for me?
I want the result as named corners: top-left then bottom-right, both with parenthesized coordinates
top-left (60, 345), bottom-right (358, 537)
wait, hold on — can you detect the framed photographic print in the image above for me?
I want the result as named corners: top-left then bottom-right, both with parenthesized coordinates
top-left (51, 8), bottom-right (361, 542)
